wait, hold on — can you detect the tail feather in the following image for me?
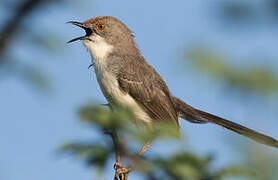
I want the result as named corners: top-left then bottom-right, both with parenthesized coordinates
top-left (172, 97), bottom-right (278, 149)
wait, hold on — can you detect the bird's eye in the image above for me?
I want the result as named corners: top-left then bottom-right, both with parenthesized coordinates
top-left (96, 23), bottom-right (105, 31)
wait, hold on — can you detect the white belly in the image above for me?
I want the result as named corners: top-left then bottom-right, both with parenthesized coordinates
top-left (94, 64), bottom-right (152, 125)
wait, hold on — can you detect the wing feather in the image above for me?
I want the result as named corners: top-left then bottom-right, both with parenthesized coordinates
top-left (117, 55), bottom-right (179, 127)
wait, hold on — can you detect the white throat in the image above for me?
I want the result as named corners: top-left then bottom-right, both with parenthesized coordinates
top-left (82, 34), bottom-right (114, 62)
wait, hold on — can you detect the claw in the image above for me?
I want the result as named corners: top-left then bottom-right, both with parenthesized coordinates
top-left (113, 162), bottom-right (131, 180)
top-left (113, 162), bottom-right (123, 170)
top-left (119, 173), bottom-right (124, 180)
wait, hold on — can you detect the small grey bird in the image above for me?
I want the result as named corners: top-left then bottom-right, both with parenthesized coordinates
top-left (67, 16), bottom-right (278, 151)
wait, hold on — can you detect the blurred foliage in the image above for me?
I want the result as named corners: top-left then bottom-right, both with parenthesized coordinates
top-left (0, 0), bottom-right (57, 91)
top-left (0, 0), bottom-right (79, 91)
top-left (217, 1), bottom-right (254, 22)
top-left (60, 104), bottom-right (254, 180)
top-left (79, 104), bottom-right (181, 142)
top-left (183, 2), bottom-right (278, 180)
top-left (186, 47), bottom-right (278, 97)
top-left (61, 142), bottom-right (113, 172)
top-left (149, 152), bottom-right (254, 180)
top-left (216, 0), bottom-right (278, 24)
top-left (234, 143), bottom-right (278, 180)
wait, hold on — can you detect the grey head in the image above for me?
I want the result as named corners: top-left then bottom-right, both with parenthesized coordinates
top-left (67, 16), bottom-right (139, 56)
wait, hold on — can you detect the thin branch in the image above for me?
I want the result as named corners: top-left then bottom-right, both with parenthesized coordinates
top-left (0, 0), bottom-right (54, 59)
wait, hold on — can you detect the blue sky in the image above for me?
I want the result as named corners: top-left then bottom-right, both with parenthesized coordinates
top-left (1, 0), bottom-right (278, 180)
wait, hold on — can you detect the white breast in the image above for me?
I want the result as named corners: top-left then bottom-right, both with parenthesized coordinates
top-left (82, 34), bottom-right (152, 125)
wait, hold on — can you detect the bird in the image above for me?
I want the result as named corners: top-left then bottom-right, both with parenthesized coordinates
top-left (67, 16), bottom-right (278, 178)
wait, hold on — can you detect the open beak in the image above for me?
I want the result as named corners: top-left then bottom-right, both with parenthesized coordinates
top-left (67, 21), bottom-right (92, 43)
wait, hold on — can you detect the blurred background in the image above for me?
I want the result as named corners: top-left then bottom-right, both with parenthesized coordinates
top-left (0, 0), bottom-right (278, 180)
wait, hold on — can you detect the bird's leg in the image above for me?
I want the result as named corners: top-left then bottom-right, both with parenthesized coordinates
top-left (111, 132), bottom-right (122, 179)
top-left (105, 104), bottom-right (129, 180)
top-left (127, 139), bottom-right (153, 173)
top-left (112, 132), bottom-right (121, 168)
top-left (138, 139), bottom-right (152, 156)
top-left (113, 136), bottom-right (152, 180)
top-left (109, 105), bottom-right (152, 179)
top-left (111, 131), bottom-right (130, 180)
top-left (114, 140), bottom-right (153, 180)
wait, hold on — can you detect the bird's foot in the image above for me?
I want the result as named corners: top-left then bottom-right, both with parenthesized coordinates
top-left (113, 162), bottom-right (132, 180)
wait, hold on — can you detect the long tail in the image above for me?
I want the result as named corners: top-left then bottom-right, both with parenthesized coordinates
top-left (172, 97), bottom-right (278, 149)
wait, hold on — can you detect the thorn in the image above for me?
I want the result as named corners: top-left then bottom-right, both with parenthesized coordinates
top-left (88, 63), bottom-right (94, 69)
